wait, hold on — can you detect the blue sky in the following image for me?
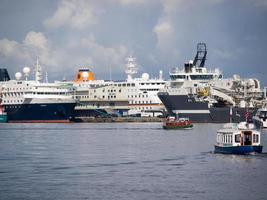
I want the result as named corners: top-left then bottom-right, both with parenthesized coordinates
top-left (0, 0), bottom-right (267, 85)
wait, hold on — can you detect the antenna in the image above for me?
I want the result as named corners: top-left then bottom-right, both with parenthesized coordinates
top-left (45, 72), bottom-right (48, 83)
top-left (109, 64), bottom-right (112, 81)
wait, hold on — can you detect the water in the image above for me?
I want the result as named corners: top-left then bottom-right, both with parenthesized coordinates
top-left (0, 123), bottom-right (267, 200)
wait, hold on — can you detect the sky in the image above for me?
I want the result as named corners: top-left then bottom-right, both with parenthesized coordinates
top-left (0, 0), bottom-right (267, 85)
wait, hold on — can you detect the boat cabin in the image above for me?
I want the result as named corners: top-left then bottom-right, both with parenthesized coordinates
top-left (216, 124), bottom-right (261, 148)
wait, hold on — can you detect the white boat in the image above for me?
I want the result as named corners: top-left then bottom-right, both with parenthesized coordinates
top-left (214, 122), bottom-right (263, 154)
top-left (253, 108), bottom-right (267, 128)
top-left (0, 60), bottom-right (76, 122)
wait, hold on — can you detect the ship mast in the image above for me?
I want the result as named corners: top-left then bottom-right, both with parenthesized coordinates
top-left (125, 56), bottom-right (138, 81)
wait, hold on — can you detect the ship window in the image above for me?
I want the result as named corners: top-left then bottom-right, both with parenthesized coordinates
top-left (190, 75), bottom-right (213, 80)
top-left (131, 83), bottom-right (135, 86)
top-left (141, 83), bottom-right (144, 85)
top-left (170, 75), bottom-right (186, 80)
top-left (127, 83), bottom-right (130, 87)
top-left (235, 134), bottom-right (241, 143)
top-left (253, 134), bottom-right (259, 143)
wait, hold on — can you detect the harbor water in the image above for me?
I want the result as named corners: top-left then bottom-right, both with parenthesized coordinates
top-left (0, 123), bottom-right (267, 200)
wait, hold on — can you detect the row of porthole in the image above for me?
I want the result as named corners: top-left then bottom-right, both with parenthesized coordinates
top-left (128, 95), bottom-right (149, 98)
top-left (129, 101), bottom-right (152, 104)
top-left (4, 105), bottom-right (21, 109)
top-left (2, 100), bottom-right (23, 103)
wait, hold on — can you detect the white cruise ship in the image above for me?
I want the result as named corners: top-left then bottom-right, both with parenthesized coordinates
top-left (0, 60), bottom-right (76, 122)
top-left (69, 56), bottom-right (167, 117)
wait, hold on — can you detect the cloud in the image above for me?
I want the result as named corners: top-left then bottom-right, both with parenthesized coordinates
top-left (112, 0), bottom-right (150, 5)
top-left (43, 0), bottom-right (97, 30)
top-left (68, 35), bottom-right (129, 74)
top-left (23, 31), bottom-right (49, 50)
top-left (0, 39), bottom-right (19, 57)
top-left (153, 21), bottom-right (174, 49)
top-left (0, 30), bottom-right (129, 80)
top-left (0, 31), bottom-right (58, 72)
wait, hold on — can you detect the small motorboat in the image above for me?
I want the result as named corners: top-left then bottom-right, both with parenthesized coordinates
top-left (214, 122), bottom-right (263, 154)
top-left (163, 116), bottom-right (193, 130)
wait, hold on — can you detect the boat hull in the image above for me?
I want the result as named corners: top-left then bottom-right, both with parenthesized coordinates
top-left (214, 145), bottom-right (263, 154)
top-left (0, 114), bottom-right (7, 123)
top-left (163, 120), bottom-right (193, 130)
top-left (158, 93), bottom-right (257, 123)
top-left (4, 103), bottom-right (76, 123)
top-left (163, 124), bottom-right (193, 129)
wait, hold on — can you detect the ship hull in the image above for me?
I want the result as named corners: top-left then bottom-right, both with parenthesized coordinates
top-left (158, 93), bottom-right (257, 123)
top-left (214, 145), bottom-right (263, 154)
top-left (4, 103), bottom-right (76, 122)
